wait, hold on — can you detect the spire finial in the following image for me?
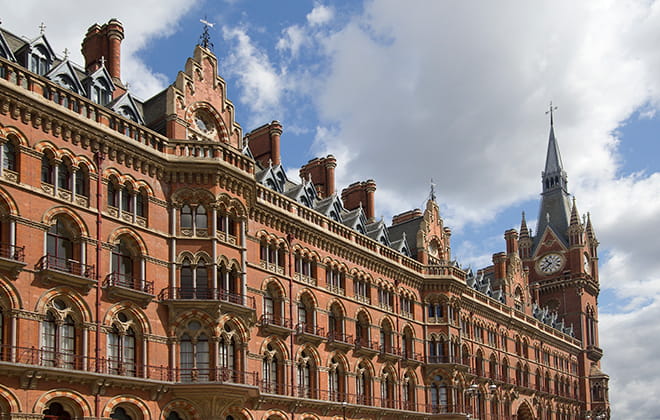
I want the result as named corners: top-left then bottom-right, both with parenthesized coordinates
top-left (199, 17), bottom-right (215, 50)
top-left (63, 48), bottom-right (69, 60)
top-left (39, 22), bottom-right (46, 35)
top-left (430, 178), bottom-right (436, 201)
top-left (100, 56), bottom-right (106, 67)
top-left (546, 101), bottom-right (558, 126)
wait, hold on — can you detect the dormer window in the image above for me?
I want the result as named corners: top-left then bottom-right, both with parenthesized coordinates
top-left (30, 45), bottom-right (51, 75)
top-left (119, 105), bottom-right (138, 122)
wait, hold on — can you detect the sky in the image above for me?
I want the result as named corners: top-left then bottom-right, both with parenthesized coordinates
top-left (3, 0), bottom-right (660, 417)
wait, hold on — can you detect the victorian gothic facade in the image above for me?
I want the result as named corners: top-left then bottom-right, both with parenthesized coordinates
top-left (0, 19), bottom-right (609, 420)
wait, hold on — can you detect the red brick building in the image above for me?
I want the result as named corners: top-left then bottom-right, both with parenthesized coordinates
top-left (0, 19), bottom-right (609, 420)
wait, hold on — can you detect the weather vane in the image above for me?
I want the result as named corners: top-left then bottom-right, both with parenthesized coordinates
top-left (39, 22), bottom-right (46, 35)
top-left (199, 17), bottom-right (215, 50)
top-left (546, 101), bottom-right (558, 126)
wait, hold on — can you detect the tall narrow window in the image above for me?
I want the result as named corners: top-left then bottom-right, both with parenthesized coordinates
top-left (181, 205), bottom-right (193, 229)
top-left (195, 205), bottom-right (207, 229)
top-left (41, 299), bottom-right (76, 369)
top-left (41, 155), bottom-right (53, 184)
top-left (2, 141), bottom-right (16, 171)
top-left (179, 321), bottom-right (209, 382)
top-left (47, 219), bottom-right (73, 268)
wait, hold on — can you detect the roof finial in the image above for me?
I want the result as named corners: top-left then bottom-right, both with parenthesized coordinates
top-left (100, 56), bottom-right (106, 67)
top-left (63, 48), bottom-right (69, 60)
top-left (430, 178), bottom-right (436, 201)
top-left (199, 17), bottom-right (215, 50)
top-left (546, 101), bottom-right (558, 127)
top-left (39, 22), bottom-right (46, 35)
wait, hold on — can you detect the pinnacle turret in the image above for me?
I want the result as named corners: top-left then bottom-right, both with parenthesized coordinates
top-left (520, 211), bottom-right (530, 238)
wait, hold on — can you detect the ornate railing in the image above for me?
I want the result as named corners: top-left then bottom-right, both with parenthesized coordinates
top-left (0, 242), bottom-right (24, 261)
top-left (36, 254), bottom-right (95, 278)
top-left (104, 272), bottom-right (154, 294)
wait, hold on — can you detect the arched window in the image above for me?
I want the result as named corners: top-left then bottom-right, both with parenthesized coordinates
top-left (110, 407), bottom-right (133, 420)
top-left (325, 266), bottom-right (345, 294)
top-left (475, 350), bottom-right (484, 377)
top-left (501, 358), bottom-right (509, 382)
top-left (74, 165), bottom-right (89, 198)
top-left (181, 205), bottom-right (192, 229)
top-left (328, 356), bottom-right (345, 401)
top-left (41, 155), bottom-right (54, 184)
top-left (297, 349), bottom-right (315, 398)
top-left (166, 412), bottom-right (183, 420)
top-left (178, 258), bottom-right (211, 299)
top-left (262, 343), bottom-right (283, 394)
top-left (217, 208), bottom-right (238, 238)
top-left (402, 372), bottom-right (415, 410)
top-left (57, 162), bottom-right (71, 191)
top-left (179, 320), bottom-right (209, 382)
top-left (356, 362), bottom-right (371, 405)
top-left (42, 299), bottom-right (77, 369)
top-left (107, 311), bottom-right (138, 377)
top-left (111, 238), bottom-right (135, 283)
top-left (297, 294), bottom-right (315, 334)
top-left (46, 218), bottom-right (75, 271)
top-left (402, 327), bottom-right (414, 360)
top-left (218, 262), bottom-right (241, 302)
top-left (43, 402), bottom-right (72, 420)
top-left (195, 205), bottom-right (207, 229)
top-left (263, 283), bottom-right (284, 324)
top-left (381, 371), bottom-right (395, 408)
top-left (328, 303), bottom-right (345, 342)
top-left (1, 139), bottom-right (17, 172)
top-left (180, 204), bottom-right (208, 236)
top-left (355, 312), bottom-right (370, 347)
top-left (218, 323), bottom-right (241, 382)
top-left (430, 375), bottom-right (449, 413)
top-left (380, 320), bottom-right (393, 354)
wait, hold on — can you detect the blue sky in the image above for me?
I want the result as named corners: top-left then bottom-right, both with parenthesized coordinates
top-left (4, 0), bottom-right (660, 417)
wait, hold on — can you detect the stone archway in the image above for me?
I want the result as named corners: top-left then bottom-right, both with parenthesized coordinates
top-left (516, 402), bottom-right (534, 420)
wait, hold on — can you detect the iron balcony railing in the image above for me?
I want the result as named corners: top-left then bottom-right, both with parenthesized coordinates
top-left (36, 254), bottom-right (95, 278)
top-left (0, 242), bottom-right (24, 261)
top-left (104, 272), bottom-right (154, 294)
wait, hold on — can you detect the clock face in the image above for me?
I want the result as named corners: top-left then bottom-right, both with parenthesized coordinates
top-left (538, 253), bottom-right (563, 274)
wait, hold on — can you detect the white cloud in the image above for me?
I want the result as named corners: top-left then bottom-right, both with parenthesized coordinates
top-left (1, 0), bottom-right (199, 100)
top-left (306, 4), bottom-right (334, 26)
top-left (221, 26), bottom-right (284, 126)
top-left (276, 25), bottom-right (307, 57)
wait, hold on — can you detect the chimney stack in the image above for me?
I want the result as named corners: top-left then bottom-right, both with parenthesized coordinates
top-left (299, 155), bottom-right (337, 198)
top-left (341, 180), bottom-right (377, 222)
top-left (81, 19), bottom-right (124, 85)
top-left (505, 229), bottom-right (519, 255)
top-left (246, 120), bottom-right (283, 167)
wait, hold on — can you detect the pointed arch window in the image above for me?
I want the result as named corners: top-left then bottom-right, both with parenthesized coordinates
top-left (179, 320), bottom-right (209, 382)
top-left (41, 299), bottom-right (77, 369)
top-left (381, 372), bottom-right (395, 408)
top-left (218, 324), bottom-right (240, 382)
top-left (328, 357), bottom-right (345, 401)
top-left (356, 362), bottom-right (371, 405)
top-left (297, 350), bottom-right (315, 398)
top-left (430, 375), bottom-right (449, 413)
top-left (402, 372), bottom-right (415, 410)
top-left (108, 311), bottom-right (137, 377)
top-left (180, 204), bottom-right (208, 236)
top-left (262, 343), bottom-right (283, 394)
top-left (1, 139), bottom-right (17, 172)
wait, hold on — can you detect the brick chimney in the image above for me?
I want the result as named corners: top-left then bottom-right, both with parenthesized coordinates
top-left (81, 19), bottom-right (124, 85)
top-left (391, 209), bottom-right (423, 225)
top-left (341, 179), bottom-right (377, 222)
top-left (299, 155), bottom-right (337, 198)
top-left (246, 120), bottom-right (283, 167)
top-left (504, 229), bottom-right (519, 255)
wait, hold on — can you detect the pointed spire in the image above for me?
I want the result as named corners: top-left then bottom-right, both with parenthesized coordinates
top-left (569, 197), bottom-right (581, 227)
top-left (520, 211), bottom-right (530, 238)
top-left (542, 102), bottom-right (568, 194)
top-left (585, 212), bottom-right (596, 240)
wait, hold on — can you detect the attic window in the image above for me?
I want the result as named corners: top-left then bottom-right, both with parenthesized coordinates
top-left (29, 45), bottom-right (51, 75)
top-left (54, 74), bottom-right (76, 92)
top-left (119, 105), bottom-right (138, 122)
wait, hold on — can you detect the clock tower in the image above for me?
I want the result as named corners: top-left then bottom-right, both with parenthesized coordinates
top-left (519, 110), bottom-right (610, 418)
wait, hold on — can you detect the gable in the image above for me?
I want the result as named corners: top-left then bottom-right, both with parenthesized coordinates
top-left (47, 60), bottom-right (84, 94)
